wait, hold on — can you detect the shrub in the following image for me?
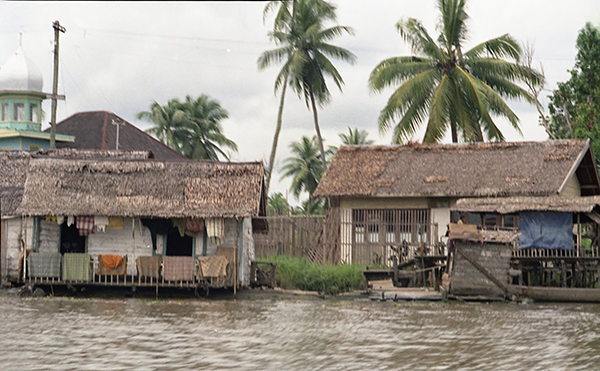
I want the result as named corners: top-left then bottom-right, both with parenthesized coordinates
top-left (258, 255), bottom-right (365, 295)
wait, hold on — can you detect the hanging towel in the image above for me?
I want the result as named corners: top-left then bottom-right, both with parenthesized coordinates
top-left (94, 216), bottom-right (109, 232)
top-left (206, 218), bottom-right (224, 243)
top-left (162, 256), bottom-right (195, 282)
top-left (57, 216), bottom-right (64, 225)
top-left (173, 218), bottom-right (186, 237)
top-left (108, 216), bottom-right (124, 230)
top-left (28, 252), bottom-right (61, 278)
top-left (45, 215), bottom-right (57, 222)
top-left (136, 256), bottom-right (162, 278)
top-left (197, 255), bottom-right (228, 279)
top-left (76, 216), bottom-right (95, 236)
top-left (67, 215), bottom-right (75, 227)
top-left (185, 218), bottom-right (205, 234)
top-left (98, 255), bottom-right (127, 276)
top-left (62, 253), bottom-right (93, 281)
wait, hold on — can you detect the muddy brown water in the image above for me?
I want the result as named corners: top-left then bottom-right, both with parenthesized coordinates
top-left (1, 292), bottom-right (600, 370)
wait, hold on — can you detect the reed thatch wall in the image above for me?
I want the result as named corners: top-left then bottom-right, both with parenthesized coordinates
top-left (315, 140), bottom-right (593, 198)
top-left (16, 158), bottom-right (264, 218)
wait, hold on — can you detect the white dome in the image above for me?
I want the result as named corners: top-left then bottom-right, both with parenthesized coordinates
top-left (0, 47), bottom-right (44, 92)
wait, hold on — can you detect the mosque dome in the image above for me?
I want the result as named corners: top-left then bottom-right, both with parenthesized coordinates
top-left (0, 47), bottom-right (44, 92)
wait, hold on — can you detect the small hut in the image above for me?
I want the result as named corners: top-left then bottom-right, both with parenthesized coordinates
top-left (449, 196), bottom-right (600, 301)
top-left (1, 151), bottom-right (265, 289)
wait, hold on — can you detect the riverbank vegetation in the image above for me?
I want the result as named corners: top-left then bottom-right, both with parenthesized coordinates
top-left (259, 255), bottom-right (365, 295)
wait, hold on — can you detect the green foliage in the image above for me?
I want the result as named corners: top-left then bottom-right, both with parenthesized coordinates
top-left (137, 95), bottom-right (237, 161)
top-left (259, 0), bottom-right (356, 171)
top-left (259, 255), bottom-right (365, 295)
top-left (339, 127), bottom-right (374, 145)
top-left (280, 136), bottom-right (332, 215)
top-left (267, 192), bottom-right (291, 216)
top-left (548, 23), bottom-right (600, 164)
top-left (369, 0), bottom-right (541, 144)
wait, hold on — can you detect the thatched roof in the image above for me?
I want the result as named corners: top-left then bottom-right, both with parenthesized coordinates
top-left (33, 148), bottom-right (152, 160)
top-left (315, 140), bottom-right (600, 198)
top-left (1, 149), bottom-right (158, 217)
top-left (453, 196), bottom-right (600, 214)
top-left (46, 111), bottom-right (185, 160)
top-left (16, 158), bottom-right (264, 218)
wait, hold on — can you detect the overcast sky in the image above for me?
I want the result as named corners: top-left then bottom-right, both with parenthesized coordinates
top-left (1, 1), bottom-right (598, 204)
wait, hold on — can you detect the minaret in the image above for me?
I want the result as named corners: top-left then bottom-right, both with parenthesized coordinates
top-left (0, 46), bottom-right (73, 150)
top-left (0, 47), bottom-right (45, 132)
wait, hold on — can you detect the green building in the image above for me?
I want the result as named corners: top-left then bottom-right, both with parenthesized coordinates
top-left (0, 47), bottom-right (73, 150)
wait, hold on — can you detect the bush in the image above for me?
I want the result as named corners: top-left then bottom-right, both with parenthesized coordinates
top-left (258, 255), bottom-right (365, 295)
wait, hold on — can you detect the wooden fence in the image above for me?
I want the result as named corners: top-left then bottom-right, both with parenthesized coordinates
top-left (253, 216), bottom-right (327, 263)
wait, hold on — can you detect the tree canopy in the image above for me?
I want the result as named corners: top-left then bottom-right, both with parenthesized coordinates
top-left (548, 22), bottom-right (600, 164)
top-left (137, 95), bottom-right (237, 161)
top-left (369, 0), bottom-right (542, 144)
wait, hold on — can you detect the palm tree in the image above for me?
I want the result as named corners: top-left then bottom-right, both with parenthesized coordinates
top-left (369, 0), bottom-right (542, 144)
top-left (177, 95), bottom-right (238, 160)
top-left (267, 192), bottom-right (291, 216)
top-left (137, 99), bottom-right (186, 153)
top-left (259, 0), bottom-right (356, 191)
top-left (339, 127), bottom-right (374, 145)
top-left (138, 95), bottom-right (237, 161)
top-left (280, 135), bottom-right (329, 215)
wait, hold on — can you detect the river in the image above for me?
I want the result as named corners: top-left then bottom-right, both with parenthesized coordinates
top-left (1, 291), bottom-right (600, 370)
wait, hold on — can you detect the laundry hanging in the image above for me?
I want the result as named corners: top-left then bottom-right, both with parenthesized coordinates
top-left (76, 216), bottom-right (95, 236)
top-left (67, 215), bottom-right (75, 227)
top-left (173, 218), bottom-right (186, 237)
top-left (94, 216), bottom-right (109, 232)
top-left (185, 217), bottom-right (205, 234)
top-left (108, 216), bottom-right (124, 230)
top-left (206, 218), bottom-right (224, 243)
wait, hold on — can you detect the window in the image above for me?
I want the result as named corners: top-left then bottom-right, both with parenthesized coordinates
top-left (1, 103), bottom-right (8, 121)
top-left (13, 103), bottom-right (25, 121)
top-left (30, 104), bottom-right (38, 123)
top-left (28, 144), bottom-right (41, 151)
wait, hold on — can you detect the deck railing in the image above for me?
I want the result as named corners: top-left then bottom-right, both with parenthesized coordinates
top-left (27, 256), bottom-right (232, 288)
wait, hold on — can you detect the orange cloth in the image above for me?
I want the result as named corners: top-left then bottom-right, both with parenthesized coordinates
top-left (101, 254), bottom-right (123, 269)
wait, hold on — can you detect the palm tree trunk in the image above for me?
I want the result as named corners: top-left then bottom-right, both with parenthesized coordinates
top-left (307, 194), bottom-right (312, 216)
top-left (309, 90), bottom-right (328, 171)
top-left (265, 74), bottom-right (289, 196)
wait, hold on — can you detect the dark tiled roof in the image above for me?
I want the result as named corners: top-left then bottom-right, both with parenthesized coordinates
top-left (46, 111), bottom-right (185, 161)
top-left (315, 140), bottom-right (600, 198)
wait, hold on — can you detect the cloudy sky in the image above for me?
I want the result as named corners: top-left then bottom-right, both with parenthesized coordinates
top-left (1, 1), bottom-right (598, 204)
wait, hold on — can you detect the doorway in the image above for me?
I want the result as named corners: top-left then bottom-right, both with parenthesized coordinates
top-left (166, 226), bottom-right (193, 256)
top-left (60, 222), bottom-right (86, 253)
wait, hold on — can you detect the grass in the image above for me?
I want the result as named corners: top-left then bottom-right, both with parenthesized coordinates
top-left (258, 255), bottom-right (366, 296)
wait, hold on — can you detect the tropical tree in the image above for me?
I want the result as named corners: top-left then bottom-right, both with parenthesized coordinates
top-left (369, 0), bottom-right (542, 144)
top-left (177, 95), bottom-right (238, 160)
top-left (280, 135), bottom-right (330, 215)
top-left (259, 0), bottom-right (356, 193)
top-left (137, 95), bottom-right (237, 161)
top-left (137, 99), bottom-right (186, 152)
top-left (339, 127), bottom-right (374, 145)
top-left (548, 23), bottom-right (600, 164)
top-left (267, 192), bottom-right (291, 216)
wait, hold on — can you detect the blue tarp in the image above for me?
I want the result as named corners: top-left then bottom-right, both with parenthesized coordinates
top-left (519, 212), bottom-right (573, 250)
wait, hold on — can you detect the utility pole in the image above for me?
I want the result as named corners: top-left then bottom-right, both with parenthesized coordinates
top-left (50, 20), bottom-right (66, 150)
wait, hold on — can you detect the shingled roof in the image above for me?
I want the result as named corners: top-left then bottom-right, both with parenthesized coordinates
top-left (16, 158), bottom-right (265, 218)
top-left (46, 111), bottom-right (185, 160)
top-left (314, 140), bottom-right (600, 198)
